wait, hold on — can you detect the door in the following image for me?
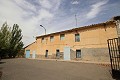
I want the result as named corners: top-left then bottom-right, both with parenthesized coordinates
top-left (32, 51), bottom-right (36, 59)
top-left (45, 50), bottom-right (48, 57)
top-left (64, 47), bottom-right (70, 60)
top-left (76, 50), bottom-right (81, 58)
top-left (26, 50), bottom-right (30, 58)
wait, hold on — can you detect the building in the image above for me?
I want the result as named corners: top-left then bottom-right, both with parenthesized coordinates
top-left (25, 16), bottom-right (120, 62)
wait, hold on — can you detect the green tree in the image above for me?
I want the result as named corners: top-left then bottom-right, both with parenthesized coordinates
top-left (8, 24), bottom-right (24, 58)
top-left (0, 22), bottom-right (11, 58)
top-left (0, 22), bottom-right (24, 58)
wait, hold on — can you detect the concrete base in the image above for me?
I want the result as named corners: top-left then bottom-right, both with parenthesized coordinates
top-left (70, 48), bottom-right (110, 62)
top-left (28, 48), bottom-right (110, 62)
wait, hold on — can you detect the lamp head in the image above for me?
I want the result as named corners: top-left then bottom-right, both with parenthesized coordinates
top-left (40, 25), bottom-right (43, 27)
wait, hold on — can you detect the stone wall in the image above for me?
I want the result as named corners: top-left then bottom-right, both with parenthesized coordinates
top-left (35, 53), bottom-right (64, 59)
top-left (70, 48), bottom-right (110, 62)
top-left (33, 48), bottom-right (109, 62)
top-left (81, 48), bottom-right (109, 62)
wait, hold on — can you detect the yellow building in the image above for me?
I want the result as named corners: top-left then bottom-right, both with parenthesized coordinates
top-left (25, 16), bottom-right (120, 62)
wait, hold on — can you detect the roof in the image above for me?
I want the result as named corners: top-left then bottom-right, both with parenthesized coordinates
top-left (24, 41), bottom-right (36, 49)
top-left (109, 16), bottom-right (120, 21)
top-left (36, 20), bottom-right (115, 38)
top-left (24, 16), bottom-right (120, 48)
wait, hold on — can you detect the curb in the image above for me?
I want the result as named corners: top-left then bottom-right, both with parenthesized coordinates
top-left (96, 63), bottom-right (111, 67)
top-left (28, 58), bottom-right (111, 67)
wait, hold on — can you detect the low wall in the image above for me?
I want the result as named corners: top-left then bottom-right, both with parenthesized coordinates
top-left (35, 53), bottom-right (64, 59)
top-left (28, 48), bottom-right (110, 62)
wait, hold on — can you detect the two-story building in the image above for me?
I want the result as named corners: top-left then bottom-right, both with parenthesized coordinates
top-left (25, 16), bottom-right (120, 62)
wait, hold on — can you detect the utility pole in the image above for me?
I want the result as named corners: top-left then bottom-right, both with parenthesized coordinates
top-left (75, 14), bottom-right (77, 27)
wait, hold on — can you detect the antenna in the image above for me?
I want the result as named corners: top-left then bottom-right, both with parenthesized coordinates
top-left (75, 14), bottom-right (77, 27)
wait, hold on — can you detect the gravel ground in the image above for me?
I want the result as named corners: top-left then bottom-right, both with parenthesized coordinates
top-left (0, 58), bottom-right (114, 80)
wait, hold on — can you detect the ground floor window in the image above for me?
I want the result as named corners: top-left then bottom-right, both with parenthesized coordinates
top-left (56, 49), bottom-right (60, 58)
top-left (76, 50), bottom-right (81, 58)
top-left (45, 50), bottom-right (48, 57)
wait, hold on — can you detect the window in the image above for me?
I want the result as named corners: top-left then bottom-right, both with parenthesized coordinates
top-left (41, 37), bottom-right (44, 43)
top-left (75, 34), bottom-right (80, 42)
top-left (50, 36), bottom-right (54, 42)
top-left (45, 50), bottom-right (48, 57)
top-left (56, 49), bottom-right (60, 58)
top-left (60, 34), bottom-right (65, 40)
top-left (76, 50), bottom-right (81, 58)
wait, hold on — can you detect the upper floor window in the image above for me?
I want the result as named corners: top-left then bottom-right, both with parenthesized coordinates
top-left (41, 37), bottom-right (44, 43)
top-left (60, 34), bottom-right (65, 40)
top-left (50, 36), bottom-right (54, 42)
top-left (75, 34), bottom-right (80, 42)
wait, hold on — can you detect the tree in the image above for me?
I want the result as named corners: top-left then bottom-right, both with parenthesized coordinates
top-left (0, 22), bottom-right (24, 58)
top-left (0, 22), bottom-right (11, 58)
top-left (8, 24), bottom-right (24, 58)
top-left (17, 49), bottom-right (25, 58)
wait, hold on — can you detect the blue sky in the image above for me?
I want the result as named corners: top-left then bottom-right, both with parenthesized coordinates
top-left (0, 0), bottom-right (120, 46)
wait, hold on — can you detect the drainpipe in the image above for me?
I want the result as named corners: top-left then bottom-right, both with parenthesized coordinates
top-left (115, 20), bottom-right (120, 38)
top-left (115, 20), bottom-right (120, 57)
top-left (115, 20), bottom-right (120, 50)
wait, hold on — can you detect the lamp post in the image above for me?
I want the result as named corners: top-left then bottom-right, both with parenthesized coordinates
top-left (40, 25), bottom-right (46, 35)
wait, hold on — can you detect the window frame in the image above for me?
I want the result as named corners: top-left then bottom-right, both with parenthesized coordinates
top-left (76, 49), bottom-right (81, 58)
top-left (56, 49), bottom-right (60, 58)
top-left (41, 37), bottom-right (44, 43)
top-left (75, 34), bottom-right (80, 42)
top-left (45, 50), bottom-right (48, 57)
top-left (60, 34), bottom-right (65, 40)
top-left (50, 36), bottom-right (54, 42)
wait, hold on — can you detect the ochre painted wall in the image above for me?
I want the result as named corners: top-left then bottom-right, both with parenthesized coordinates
top-left (25, 22), bottom-right (118, 61)
top-left (36, 23), bottom-right (117, 53)
top-left (25, 42), bottom-right (36, 55)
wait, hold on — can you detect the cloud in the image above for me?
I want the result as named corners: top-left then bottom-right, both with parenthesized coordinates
top-left (38, 0), bottom-right (52, 9)
top-left (71, 1), bottom-right (79, 4)
top-left (0, 0), bottom-right (119, 47)
top-left (38, 9), bottom-right (53, 19)
top-left (0, 0), bottom-right (61, 46)
top-left (86, 0), bottom-right (109, 19)
top-left (14, 0), bottom-right (36, 12)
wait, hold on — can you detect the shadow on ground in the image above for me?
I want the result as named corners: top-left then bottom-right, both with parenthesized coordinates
top-left (0, 61), bottom-right (5, 78)
top-left (109, 70), bottom-right (120, 80)
top-left (0, 62), bottom-right (6, 64)
top-left (0, 71), bottom-right (2, 78)
top-left (112, 75), bottom-right (120, 80)
top-left (0, 67), bottom-right (3, 79)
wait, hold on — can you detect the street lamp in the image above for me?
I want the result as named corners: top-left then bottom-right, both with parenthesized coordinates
top-left (40, 25), bottom-right (46, 35)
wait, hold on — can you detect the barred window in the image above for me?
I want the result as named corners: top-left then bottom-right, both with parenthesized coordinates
top-left (76, 50), bottom-right (81, 58)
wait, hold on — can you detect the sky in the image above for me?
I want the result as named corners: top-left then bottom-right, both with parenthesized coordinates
top-left (0, 0), bottom-right (120, 46)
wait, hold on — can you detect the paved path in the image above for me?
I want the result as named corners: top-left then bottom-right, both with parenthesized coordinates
top-left (0, 58), bottom-right (114, 80)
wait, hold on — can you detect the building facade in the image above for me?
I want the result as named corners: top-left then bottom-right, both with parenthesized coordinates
top-left (25, 16), bottom-right (120, 62)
